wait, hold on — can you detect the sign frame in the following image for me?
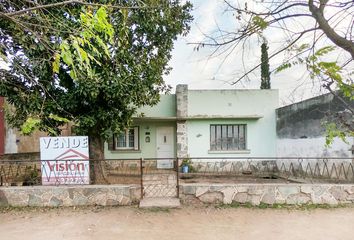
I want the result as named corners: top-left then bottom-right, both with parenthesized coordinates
top-left (40, 136), bottom-right (90, 185)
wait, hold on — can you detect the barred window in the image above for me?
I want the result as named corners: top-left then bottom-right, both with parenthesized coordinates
top-left (115, 127), bottom-right (139, 150)
top-left (210, 124), bottom-right (246, 151)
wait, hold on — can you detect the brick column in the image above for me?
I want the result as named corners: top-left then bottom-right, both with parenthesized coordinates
top-left (176, 85), bottom-right (188, 158)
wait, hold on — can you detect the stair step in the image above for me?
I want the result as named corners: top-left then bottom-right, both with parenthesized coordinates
top-left (139, 197), bottom-right (181, 208)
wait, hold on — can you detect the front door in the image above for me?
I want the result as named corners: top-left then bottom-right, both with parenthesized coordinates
top-left (156, 127), bottom-right (174, 169)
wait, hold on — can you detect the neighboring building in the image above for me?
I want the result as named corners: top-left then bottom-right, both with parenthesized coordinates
top-left (0, 95), bottom-right (72, 154)
top-left (105, 85), bottom-right (279, 161)
top-left (276, 92), bottom-right (354, 157)
top-left (3, 125), bottom-right (72, 154)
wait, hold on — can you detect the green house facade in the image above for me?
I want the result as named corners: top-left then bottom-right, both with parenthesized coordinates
top-left (104, 85), bottom-right (279, 160)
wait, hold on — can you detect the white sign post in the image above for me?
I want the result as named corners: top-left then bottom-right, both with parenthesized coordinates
top-left (40, 136), bottom-right (90, 185)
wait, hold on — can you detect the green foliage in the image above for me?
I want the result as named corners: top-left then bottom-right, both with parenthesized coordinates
top-left (306, 47), bottom-right (342, 81)
top-left (252, 16), bottom-right (268, 30)
top-left (21, 117), bottom-right (41, 135)
top-left (181, 158), bottom-right (196, 173)
top-left (142, 207), bottom-right (170, 213)
top-left (325, 123), bottom-right (348, 146)
top-left (275, 62), bottom-right (292, 74)
top-left (260, 42), bottom-right (270, 89)
top-left (48, 114), bottom-right (70, 123)
top-left (0, 0), bottom-right (193, 148)
top-left (56, 6), bottom-right (114, 80)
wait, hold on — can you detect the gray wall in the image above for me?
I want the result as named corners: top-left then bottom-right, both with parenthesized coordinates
top-left (276, 93), bottom-right (354, 157)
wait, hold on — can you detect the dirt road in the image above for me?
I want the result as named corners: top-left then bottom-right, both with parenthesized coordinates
top-left (1, 205), bottom-right (353, 240)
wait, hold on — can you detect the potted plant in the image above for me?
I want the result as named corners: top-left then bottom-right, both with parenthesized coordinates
top-left (181, 158), bottom-right (194, 173)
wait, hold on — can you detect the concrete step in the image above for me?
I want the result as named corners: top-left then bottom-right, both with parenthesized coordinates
top-left (139, 197), bottom-right (181, 208)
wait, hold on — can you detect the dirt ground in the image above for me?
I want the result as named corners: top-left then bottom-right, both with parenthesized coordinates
top-left (1, 205), bottom-right (354, 240)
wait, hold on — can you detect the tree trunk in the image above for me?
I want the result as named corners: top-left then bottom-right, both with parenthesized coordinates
top-left (89, 134), bottom-right (108, 184)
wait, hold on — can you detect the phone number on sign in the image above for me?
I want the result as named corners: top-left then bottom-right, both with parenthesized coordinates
top-left (59, 177), bottom-right (88, 184)
top-left (43, 177), bottom-right (89, 184)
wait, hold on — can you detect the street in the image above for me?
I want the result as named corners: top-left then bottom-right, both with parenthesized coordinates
top-left (1, 205), bottom-right (353, 240)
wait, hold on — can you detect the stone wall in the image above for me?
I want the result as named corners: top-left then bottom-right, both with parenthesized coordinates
top-left (180, 183), bottom-right (354, 205)
top-left (0, 185), bottom-right (140, 207)
top-left (176, 84), bottom-right (188, 158)
top-left (3, 183), bottom-right (354, 207)
top-left (176, 121), bottom-right (188, 158)
top-left (176, 84), bottom-right (188, 118)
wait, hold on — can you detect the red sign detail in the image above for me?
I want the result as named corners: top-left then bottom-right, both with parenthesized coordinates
top-left (54, 149), bottom-right (89, 160)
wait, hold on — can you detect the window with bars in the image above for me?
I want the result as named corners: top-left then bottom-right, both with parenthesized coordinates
top-left (114, 127), bottom-right (139, 150)
top-left (210, 124), bottom-right (246, 151)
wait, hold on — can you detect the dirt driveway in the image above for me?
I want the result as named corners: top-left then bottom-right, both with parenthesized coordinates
top-left (1, 205), bottom-right (354, 240)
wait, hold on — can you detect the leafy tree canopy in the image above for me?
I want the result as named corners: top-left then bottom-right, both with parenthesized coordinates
top-left (0, 0), bottom-right (193, 144)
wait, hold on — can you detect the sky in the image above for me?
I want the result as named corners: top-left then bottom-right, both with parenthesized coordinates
top-left (163, 0), bottom-right (340, 106)
top-left (1, 1), bottom-right (350, 106)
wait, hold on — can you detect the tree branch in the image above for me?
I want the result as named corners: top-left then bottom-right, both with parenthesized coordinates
top-left (231, 28), bottom-right (317, 85)
top-left (3, 0), bottom-right (150, 17)
top-left (223, 0), bottom-right (308, 17)
top-left (309, 0), bottom-right (354, 59)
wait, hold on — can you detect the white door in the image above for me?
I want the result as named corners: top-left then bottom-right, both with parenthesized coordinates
top-left (156, 127), bottom-right (174, 169)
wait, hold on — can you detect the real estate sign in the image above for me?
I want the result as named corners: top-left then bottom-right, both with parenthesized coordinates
top-left (40, 136), bottom-right (90, 185)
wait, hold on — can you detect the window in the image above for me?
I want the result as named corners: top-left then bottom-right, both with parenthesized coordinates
top-left (114, 127), bottom-right (139, 150)
top-left (210, 124), bottom-right (246, 151)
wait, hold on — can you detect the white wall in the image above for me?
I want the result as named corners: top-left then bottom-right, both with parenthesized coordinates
top-left (277, 137), bottom-right (353, 158)
top-left (5, 128), bottom-right (17, 153)
top-left (186, 89), bottom-right (279, 158)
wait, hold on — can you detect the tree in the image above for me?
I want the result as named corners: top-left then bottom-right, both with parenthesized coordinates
top-left (193, 0), bottom-right (353, 143)
top-left (260, 42), bottom-right (270, 89)
top-left (0, 0), bottom-right (193, 182)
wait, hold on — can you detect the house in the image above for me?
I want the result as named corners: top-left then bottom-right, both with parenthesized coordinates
top-left (2, 85), bottom-right (352, 160)
top-left (276, 92), bottom-right (354, 158)
top-left (105, 85), bottom-right (279, 161)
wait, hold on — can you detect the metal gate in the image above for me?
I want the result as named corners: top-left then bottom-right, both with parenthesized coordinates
top-left (140, 158), bottom-right (179, 198)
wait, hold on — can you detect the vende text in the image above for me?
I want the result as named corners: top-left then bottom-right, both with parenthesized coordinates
top-left (42, 137), bottom-right (88, 149)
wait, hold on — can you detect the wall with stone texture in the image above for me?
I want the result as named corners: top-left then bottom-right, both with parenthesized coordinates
top-left (176, 85), bottom-right (188, 158)
top-left (0, 185), bottom-right (140, 207)
top-left (180, 183), bottom-right (354, 205)
top-left (3, 183), bottom-right (354, 207)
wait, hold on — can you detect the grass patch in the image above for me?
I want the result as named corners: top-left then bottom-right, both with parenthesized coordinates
top-left (140, 207), bottom-right (171, 213)
top-left (216, 202), bottom-right (353, 210)
top-left (0, 204), bottom-right (134, 214)
top-left (0, 205), bottom-right (64, 213)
